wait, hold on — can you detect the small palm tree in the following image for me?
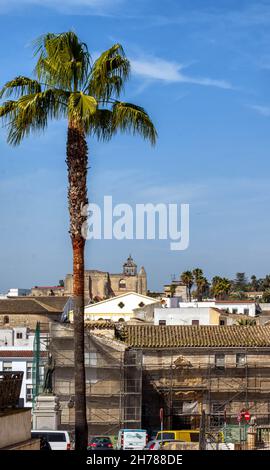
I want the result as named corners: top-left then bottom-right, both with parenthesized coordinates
top-left (237, 318), bottom-right (256, 326)
top-left (0, 31), bottom-right (157, 450)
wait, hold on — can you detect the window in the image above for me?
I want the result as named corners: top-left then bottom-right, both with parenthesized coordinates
top-left (212, 402), bottom-right (225, 414)
top-left (119, 279), bottom-right (126, 289)
top-left (236, 353), bottom-right (246, 367)
top-left (118, 318), bottom-right (125, 322)
top-left (3, 315), bottom-right (9, 324)
top-left (159, 320), bottom-right (166, 326)
top-left (3, 361), bottom-right (12, 371)
top-left (26, 385), bottom-right (33, 401)
top-left (118, 302), bottom-right (125, 309)
top-left (138, 302), bottom-right (145, 308)
top-left (244, 309), bottom-right (249, 315)
top-left (84, 352), bottom-right (97, 367)
top-left (215, 353), bottom-right (225, 369)
top-left (192, 320), bottom-right (199, 325)
top-left (16, 332), bottom-right (23, 339)
top-left (232, 308), bottom-right (238, 314)
top-left (26, 362), bottom-right (33, 379)
top-left (219, 320), bottom-right (225, 326)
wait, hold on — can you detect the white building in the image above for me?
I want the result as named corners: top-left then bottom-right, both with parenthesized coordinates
top-left (214, 301), bottom-right (257, 316)
top-left (71, 292), bottom-right (158, 323)
top-left (0, 327), bottom-right (47, 407)
top-left (6, 288), bottom-right (31, 297)
top-left (173, 300), bottom-right (257, 317)
top-left (154, 307), bottom-right (222, 326)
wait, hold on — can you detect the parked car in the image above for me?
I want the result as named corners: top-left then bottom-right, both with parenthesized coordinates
top-left (31, 430), bottom-right (71, 451)
top-left (145, 439), bottom-right (185, 450)
top-left (117, 429), bottom-right (147, 450)
top-left (155, 430), bottom-right (200, 443)
top-left (88, 436), bottom-right (113, 450)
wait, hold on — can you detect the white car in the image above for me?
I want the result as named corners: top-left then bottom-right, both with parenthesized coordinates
top-left (31, 430), bottom-right (71, 450)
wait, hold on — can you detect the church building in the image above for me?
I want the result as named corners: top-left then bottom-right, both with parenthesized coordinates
top-left (64, 255), bottom-right (147, 303)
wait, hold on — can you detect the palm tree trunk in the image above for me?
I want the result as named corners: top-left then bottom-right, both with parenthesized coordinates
top-left (66, 121), bottom-right (88, 450)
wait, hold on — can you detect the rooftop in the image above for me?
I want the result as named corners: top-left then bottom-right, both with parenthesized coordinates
top-left (116, 325), bottom-right (270, 348)
top-left (0, 296), bottom-right (70, 314)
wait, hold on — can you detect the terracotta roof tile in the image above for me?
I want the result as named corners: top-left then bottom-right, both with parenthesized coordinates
top-left (116, 325), bottom-right (270, 348)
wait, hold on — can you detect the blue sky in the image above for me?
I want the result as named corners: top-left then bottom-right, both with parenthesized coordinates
top-left (1, 0), bottom-right (270, 292)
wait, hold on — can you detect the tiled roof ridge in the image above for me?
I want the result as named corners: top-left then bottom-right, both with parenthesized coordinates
top-left (117, 325), bottom-right (270, 348)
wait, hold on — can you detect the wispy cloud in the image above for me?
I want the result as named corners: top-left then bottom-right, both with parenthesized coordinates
top-left (0, 0), bottom-right (122, 15)
top-left (248, 104), bottom-right (270, 117)
top-left (130, 56), bottom-right (232, 90)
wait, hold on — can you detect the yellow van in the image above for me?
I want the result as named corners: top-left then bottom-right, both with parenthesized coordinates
top-left (156, 430), bottom-right (200, 443)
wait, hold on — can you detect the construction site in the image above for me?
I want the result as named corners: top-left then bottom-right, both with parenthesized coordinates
top-left (47, 323), bottom-right (270, 445)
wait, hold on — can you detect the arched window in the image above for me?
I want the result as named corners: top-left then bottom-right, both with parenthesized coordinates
top-left (97, 318), bottom-right (104, 321)
top-left (3, 315), bottom-right (9, 324)
top-left (119, 279), bottom-right (126, 289)
top-left (118, 318), bottom-right (125, 322)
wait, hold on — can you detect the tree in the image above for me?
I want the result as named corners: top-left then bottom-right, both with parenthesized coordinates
top-left (0, 32), bottom-right (157, 450)
top-left (237, 318), bottom-right (256, 326)
top-left (180, 271), bottom-right (194, 301)
top-left (262, 290), bottom-right (270, 303)
top-left (192, 268), bottom-right (209, 301)
top-left (250, 275), bottom-right (259, 291)
top-left (195, 276), bottom-right (209, 301)
top-left (233, 272), bottom-right (248, 292)
top-left (211, 276), bottom-right (231, 300)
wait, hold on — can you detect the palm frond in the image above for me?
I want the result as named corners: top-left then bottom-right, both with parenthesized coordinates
top-left (34, 31), bottom-right (90, 91)
top-left (88, 44), bottom-right (130, 101)
top-left (3, 89), bottom-right (69, 145)
top-left (0, 76), bottom-right (41, 99)
top-left (68, 92), bottom-right (97, 123)
top-left (112, 101), bottom-right (157, 145)
top-left (84, 109), bottom-right (114, 140)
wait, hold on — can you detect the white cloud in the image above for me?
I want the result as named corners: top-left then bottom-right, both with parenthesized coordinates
top-left (0, 0), bottom-right (122, 14)
top-left (248, 104), bottom-right (270, 117)
top-left (131, 56), bottom-right (232, 90)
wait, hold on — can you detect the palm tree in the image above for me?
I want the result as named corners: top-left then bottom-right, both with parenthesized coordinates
top-left (211, 276), bottom-right (231, 300)
top-left (196, 276), bottom-right (209, 301)
top-left (180, 271), bottom-right (194, 301)
top-left (192, 268), bottom-right (209, 301)
top-left (0, 31), bottom-right (157, 450)
top-left (237, 318), bottom-right (256, 326)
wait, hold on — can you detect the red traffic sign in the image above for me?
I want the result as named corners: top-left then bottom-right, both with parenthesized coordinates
top-left (237, 410), bottom-right (251, 423)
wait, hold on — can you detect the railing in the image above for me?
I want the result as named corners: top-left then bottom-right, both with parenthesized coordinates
top-left (0, 371), bottom-right (23, 409)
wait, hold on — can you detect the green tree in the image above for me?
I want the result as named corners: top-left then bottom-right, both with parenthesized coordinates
top-left (237, 318), bottom-right (256, 326)
top-left (233, 272), bottom-right (248, 292)
top-left (192, 268), bottom-right (209, 301)
top-left (250, 275), bottom-right (259, 291)
top-left (0, 32), bottom-right (157, 450)
top-left (180, 271), bottom-right (194, 301)
top-left (211, 276), bottom-right (231, 300)
top-left (262, 289), bottom-right (270, 303)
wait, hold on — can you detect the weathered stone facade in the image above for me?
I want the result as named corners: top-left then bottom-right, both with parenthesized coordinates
top-left (51, 323), bottom-right (270, 437)
top-left (64, 255), bottom-right (147, 303)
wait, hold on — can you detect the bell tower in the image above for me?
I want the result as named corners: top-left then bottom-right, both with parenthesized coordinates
top-left (123, 254), bottom-right (137, 276)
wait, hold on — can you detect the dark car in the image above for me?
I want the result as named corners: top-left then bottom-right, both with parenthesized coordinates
top-left (88, 436), bottom-right (113, 450)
